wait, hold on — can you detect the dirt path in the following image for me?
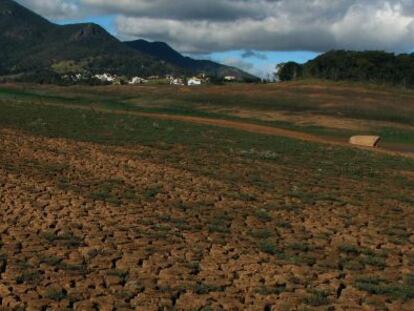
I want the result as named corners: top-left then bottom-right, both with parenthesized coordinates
top-left (36, 102), bottom-right (414, 159)
top-left (130, 112), bottom-right (414, 159)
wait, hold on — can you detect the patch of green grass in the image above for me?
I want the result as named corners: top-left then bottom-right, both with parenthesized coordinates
top-left (89, 190), bottom-right (121, 205)
top-left (238, 192), bottom-right (257, 202)
top-left (284, 254), bottom-right (316, 266)
top-left (355, 276), bottom-right (414, 301)
top-left (250, 229), bottom-right (274, 240)
top-left (338, 244), bottom-right (383, 257)
top-left (186, 261), bottom-right (201, 274)
top-left (274, 220), bottom-right (292, 229)
top-left (405, 274), bottom-right (414, 286)
top-left (288, 243), bottom-right (312, 252)
top-left (256, 284), bottom-right (286, 295)
top-left (304, 290), bottom-right (330, 307)
top-left (16, 271), bottom-right (41, 284)
top-left (144, 186), bottom-right (162, 199)
top-left (194, 283), bottom-right (225, 295)
top-left (208, 213), bottom-right (233, 234)
top-left (39, 255), bottom-right (62, 266)
top-left (208, 222), bottom-right (230, 234)
top-left (41, 231), bottom-right (83, 248)
top-left (359, 255), bottom-right (386, 268)
top-left (288, 191), bottom-right (316, 204)
top-left (254, 210), bottom-right (272, 222)
top-left (342, 259), bottom-right (365, 271)
top-left (45, 288), bottom-right (67, 301)
top-left (383, 227), bottom-right (410, 245)
top-left (0, 253), bottom-right (7, 261)
top-left (257, 240), bottom-right (283, 256)
top-left (88, 179), bottom-right (127, 205)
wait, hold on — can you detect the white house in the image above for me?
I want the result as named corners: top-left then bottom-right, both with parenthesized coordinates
top-left (171, 78), bottom-right (184, 86)
top-left (187, 77), bottom-right (202, 86)
top-left (224, 75), bottom-right (236, 81)
top-left (94, 73), bottom-right (116, 82)
top-left (129, 76), bottom-right (147, 84)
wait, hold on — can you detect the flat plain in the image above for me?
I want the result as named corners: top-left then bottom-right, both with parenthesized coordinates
top-left (0, 81), bottom-right (414, 310)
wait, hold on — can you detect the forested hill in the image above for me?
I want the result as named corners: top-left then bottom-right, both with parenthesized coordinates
top-left (0, 0), bottom-right (256, 82)
top-left (278, 51), bottom-right (414, 88)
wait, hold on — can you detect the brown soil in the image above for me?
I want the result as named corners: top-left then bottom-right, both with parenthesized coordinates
top-left (0, 127), bottom-right (413, 310)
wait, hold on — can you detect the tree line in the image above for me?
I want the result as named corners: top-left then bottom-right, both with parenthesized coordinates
top-left (277, 50), bottom-right (414, 88)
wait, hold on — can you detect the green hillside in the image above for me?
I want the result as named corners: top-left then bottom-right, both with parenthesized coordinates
top-left (278, 50), bottom-right (414, 88)
top-left (0, 0), bottom-right (255, 82)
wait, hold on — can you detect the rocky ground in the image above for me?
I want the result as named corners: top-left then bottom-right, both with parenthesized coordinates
top-left (0, 127), bottom-right (413, 311)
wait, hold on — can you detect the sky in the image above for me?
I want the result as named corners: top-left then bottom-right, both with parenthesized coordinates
top-left (17, 0), bottom-right (414, 78)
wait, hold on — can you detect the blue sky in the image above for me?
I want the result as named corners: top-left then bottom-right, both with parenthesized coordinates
top-left (203, 51), bottom-right (319, 79)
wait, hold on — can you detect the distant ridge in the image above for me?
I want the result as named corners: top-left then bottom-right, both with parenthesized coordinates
top-left (125, 39), bottom-right (255, 80)
top-left (0, 0), bottom-right (257, 82)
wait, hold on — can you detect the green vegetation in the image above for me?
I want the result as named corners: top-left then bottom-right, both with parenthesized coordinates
top-left (2, 78), bottom-right (414, 153)
top-left (41, 231), bottom-right (83, 248)
top-left (256, 285), bottom-right (286, 295)
top-left (258, 240), bottom-right (282, 256)
top-left (194, 283), bottom-right (225, 294)
top-left (250, 229), bottom-right (274, 240)
top-left (44, 288), bottom-right (67, 301)
top-left (304, 290), bottom-right (330, 306)
top-left (0, 98), bottom-right (412, 184)
top-left (355, 276), bottom-right (414, 301)
top-left (16, 271), bottom-right (41, 284)
top-left (254, 210), bottom-right (272, 222)
top-left (208, 213), bottom-right (233, 234)
top-left (279, 50), bottom-right (414, 88)
top-left (51, 60), bottom-right (87, 75)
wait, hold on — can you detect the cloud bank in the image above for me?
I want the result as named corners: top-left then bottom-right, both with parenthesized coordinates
top-left (18, 0), bottom-right (79, 19)
top-left (17, 0), bottom-right (414, 53)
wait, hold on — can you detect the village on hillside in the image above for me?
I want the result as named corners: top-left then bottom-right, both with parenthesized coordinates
top-left (61, 72), bottom-right (238, 86)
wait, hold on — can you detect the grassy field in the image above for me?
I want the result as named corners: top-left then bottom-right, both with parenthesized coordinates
top-left (2, 80), bottom-right (414, 147)
top-left (0, 81), bottom-right (413, 310)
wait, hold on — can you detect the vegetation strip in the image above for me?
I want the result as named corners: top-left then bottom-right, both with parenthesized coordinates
top-left (12, 100), bottom-right (414, 159)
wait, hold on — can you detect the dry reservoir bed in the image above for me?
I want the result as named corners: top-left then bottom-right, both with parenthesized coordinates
top-left (0, 106), bottom-right (413, 310)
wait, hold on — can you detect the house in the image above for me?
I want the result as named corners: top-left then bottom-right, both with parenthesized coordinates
top-left (165, 74), bottom-right (175, 81)
top-left (187, 77), bottom-right (202, 86)
top-left (62, 73), bottom-right (83, 82)
top-left (74, 73), bottom-right (82, 81)
top-left (171, 78), bottom-right (184, 86)
top-left (224, 75), bottom-right (236, 81)
top-left (129, 76), bottom-right (147, 84)
top-left (94, 73), bottom-right (116, 82)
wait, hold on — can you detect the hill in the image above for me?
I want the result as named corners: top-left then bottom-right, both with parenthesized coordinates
top-left (0, 0), bottom-right (177, 80)
top-left (278, 50), bottom-right (414, 88)
top-left (0, 0), bottom-right (255, 82)
top-left (125, 39), bottom-right (257, 81)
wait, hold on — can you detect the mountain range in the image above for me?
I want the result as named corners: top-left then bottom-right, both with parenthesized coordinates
top-left (0, 0), bottom-right (256, 82)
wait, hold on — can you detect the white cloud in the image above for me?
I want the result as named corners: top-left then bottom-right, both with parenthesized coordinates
top-left (221, 57), bottom-right (254, 71)
top-left (15, 0), bottom-right (414, 53)
top-left (17, 0), bottom-right (79, 19)
top-left (113, 0), bottom-right (414, 53)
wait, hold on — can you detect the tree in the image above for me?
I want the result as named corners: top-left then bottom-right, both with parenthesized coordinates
top-left (276, 62), bottom-right (304, 81)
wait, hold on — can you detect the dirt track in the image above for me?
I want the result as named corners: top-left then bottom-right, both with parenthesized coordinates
top-left (37, 102), bottom-right (414, 159)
